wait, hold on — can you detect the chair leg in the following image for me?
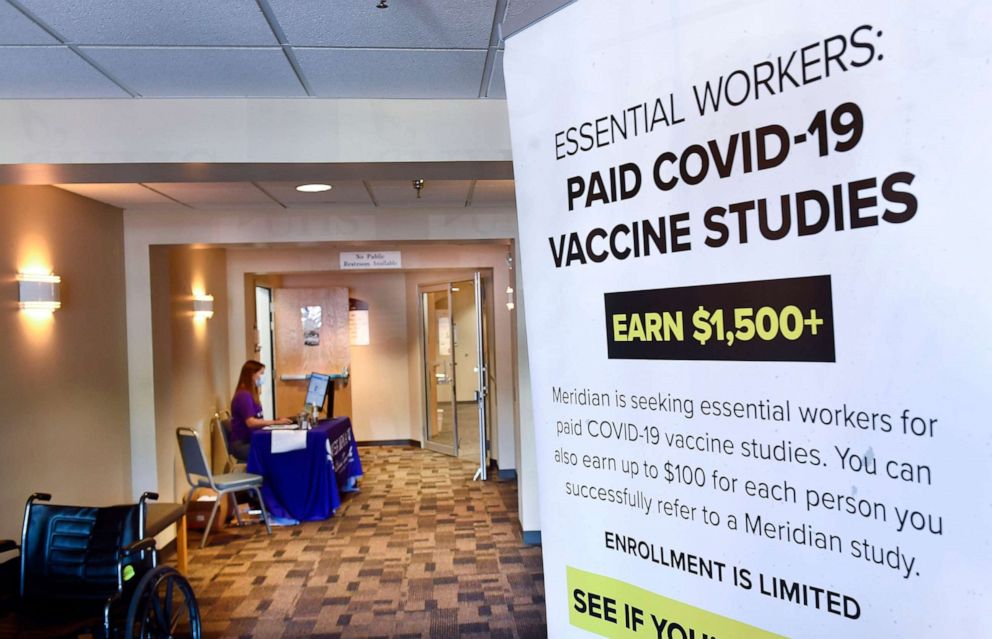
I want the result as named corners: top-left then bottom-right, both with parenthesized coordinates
top-left (252, 487), bottom-right (272, 535)
top-left (230, 492), bottom-right (244, 527)
top-left (200, 499), bottom-right (221, 549)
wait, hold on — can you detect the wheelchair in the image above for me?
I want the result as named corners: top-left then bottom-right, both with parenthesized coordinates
top-left (0, 492), bottom-right (201, 638)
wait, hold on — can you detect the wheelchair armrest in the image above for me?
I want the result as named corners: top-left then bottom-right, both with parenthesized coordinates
top-left (0, 539), bottom-right (18, 553)
top-left (120, 537), bottom-right (157, 559)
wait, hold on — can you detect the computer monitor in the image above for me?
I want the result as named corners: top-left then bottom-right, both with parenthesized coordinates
top-left (304, 372), bottom-right (333, 415)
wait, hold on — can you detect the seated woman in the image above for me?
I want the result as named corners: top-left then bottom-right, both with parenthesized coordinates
top-left (229, 360), bottom-right (293, 462)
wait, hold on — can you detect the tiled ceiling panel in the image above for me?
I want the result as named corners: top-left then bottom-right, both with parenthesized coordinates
top-left (0, 0), bottom-right (511, 99)
top-left (266, 0), bottom-right (498, 49)
top-left (0, 2), bottom-right (57, 44)
top-left (487, 49), bottom-right (506, 98)
top-left (295, 48), bottom-right (487, 98)
top-left (80, 47), bottom-right (305, 97)
top-left (258, 181), bottom-right (374, 207)
top-left (16, 0), bottom-right (277, 46)
top-left (472, 180), bottom-right (516, 206)
top-left (143, 182), bottom-right (276, 208)
top-left (0, 46), bottom-right (129, 97)
top-left (369, 180), bottom-right (472, 208)
top-left (55, 183), bottom-right (177, 207)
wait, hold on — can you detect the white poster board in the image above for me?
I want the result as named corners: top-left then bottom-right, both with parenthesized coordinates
top-left (349, 310), bottom-right (369, 346)
top-left (504, 1), bottom-right (991, 637)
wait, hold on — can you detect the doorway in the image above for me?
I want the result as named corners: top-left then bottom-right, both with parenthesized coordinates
top-left (419, 274), bottom-right (492, 477)
top-left (254, 285), bottom-right (276, 417)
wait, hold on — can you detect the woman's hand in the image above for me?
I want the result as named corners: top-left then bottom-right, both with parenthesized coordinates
top-left (246, 416), bottom-right (292, 429)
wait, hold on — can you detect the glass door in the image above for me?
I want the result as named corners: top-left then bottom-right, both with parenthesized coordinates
top-left (421, 284), bottom-right (458, 456)
top-left (473, 271), bottom-right (492, 480)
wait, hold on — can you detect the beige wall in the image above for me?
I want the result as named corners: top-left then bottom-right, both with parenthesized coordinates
top-left (512, 246), bottom-right (541, 533)
top-left (279, 272), bottom-right (410, 441)
top-left (0, 186), bottom-right (130, 540)
top-left (149, 246), bottom-right (230, 502)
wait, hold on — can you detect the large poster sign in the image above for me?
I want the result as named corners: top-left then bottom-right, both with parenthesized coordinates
top-left (504, 1), bottom-right (990, 637)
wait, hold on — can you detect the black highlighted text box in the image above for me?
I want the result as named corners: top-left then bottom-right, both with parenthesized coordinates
top-left (604, 275), bottom-right (836, 362)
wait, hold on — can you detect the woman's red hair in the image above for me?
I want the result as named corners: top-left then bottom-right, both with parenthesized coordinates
top-left (235, 360), bottom-right (265, 405)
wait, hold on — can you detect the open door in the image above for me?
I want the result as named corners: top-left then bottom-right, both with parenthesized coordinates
top-left (421, 284), bottom-right (458, 456)
top-left (473, 271), bottom-right (492, 480)
top-left (419, 275), bottom-right (492, 478)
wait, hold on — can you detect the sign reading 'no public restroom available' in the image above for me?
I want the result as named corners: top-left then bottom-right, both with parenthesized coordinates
top-left (339, 251), bottom-right (401, 270)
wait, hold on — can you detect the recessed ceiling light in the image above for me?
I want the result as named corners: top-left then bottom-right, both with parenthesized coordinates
top-left (296, 183), bottom-right (332, 193)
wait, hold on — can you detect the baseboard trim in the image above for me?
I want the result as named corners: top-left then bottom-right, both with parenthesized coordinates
top-left (357, 439), bottom-right (420, 447)
top-left (522, 530), bottom-right (542, 546)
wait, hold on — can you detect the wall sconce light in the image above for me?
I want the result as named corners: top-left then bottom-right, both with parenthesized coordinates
top-left (506, 286), bottom-right (515, 311)
top-left (18, 272), bottom-right (61, 312)
top-left (193, 295), bottom-right (214, 319)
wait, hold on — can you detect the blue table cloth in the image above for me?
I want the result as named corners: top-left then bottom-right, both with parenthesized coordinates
top-left (247, 417), bottom-right (363, 521)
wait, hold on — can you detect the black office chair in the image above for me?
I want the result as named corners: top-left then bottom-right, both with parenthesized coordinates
top-left (177, 427), bottom-right (272, 548)
top-left (0, 492), bottom-right (201, 638)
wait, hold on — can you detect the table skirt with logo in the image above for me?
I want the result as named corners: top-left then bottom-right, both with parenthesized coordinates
top-left (247, 417), bottom-right (363, 521)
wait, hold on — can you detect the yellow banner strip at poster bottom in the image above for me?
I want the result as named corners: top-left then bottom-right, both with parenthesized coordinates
top-left (567, 566), bottom-right (786, 639)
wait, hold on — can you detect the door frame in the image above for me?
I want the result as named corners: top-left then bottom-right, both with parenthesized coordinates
top-left (254, 285), bottom-right (276, 417)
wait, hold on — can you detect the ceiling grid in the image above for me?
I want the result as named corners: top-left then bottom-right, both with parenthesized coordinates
top-left (0, 0), bottom-right (512, 99)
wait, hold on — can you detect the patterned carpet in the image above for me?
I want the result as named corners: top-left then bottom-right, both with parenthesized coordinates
top-left (178, 446), bottom-right (547, 639)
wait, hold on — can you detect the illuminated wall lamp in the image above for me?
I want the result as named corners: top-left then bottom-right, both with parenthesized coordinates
top-left (193, 295), bottom-right (214, 319)
top-left (18, 273), bottom-right (61, 312)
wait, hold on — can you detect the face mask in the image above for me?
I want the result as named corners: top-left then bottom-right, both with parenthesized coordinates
top-left (255, 373), bottom-right (266, 388)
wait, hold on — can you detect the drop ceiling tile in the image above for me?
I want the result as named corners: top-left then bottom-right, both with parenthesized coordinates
top-left (80, 47), bottom-right (305, 97)
top-left (56, 183), bottom-right (177, 208)
top-left (143, 182), bottom-right (275, 208)
top-left (257, 181), bottom-right (373, 207)
top-left (267, 0), bottom-right (497, 49)
top-left (472, 180), bottom-right (516, 206)
top-left (487, 48), bottom-right (505, 98)
top-left (0, 3), bottom-right (58, 44)
top-left (0, 46), bottom-right (129, 97)
top-left (369, 180), bottom-right (472, 208)
top-left (295, 48), bottom-right (486, 98)
top-left (16, 0), bottom-right (277, 45)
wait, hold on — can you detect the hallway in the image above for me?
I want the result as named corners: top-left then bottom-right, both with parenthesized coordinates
top-left (180, 446), bottom-right (547, 638)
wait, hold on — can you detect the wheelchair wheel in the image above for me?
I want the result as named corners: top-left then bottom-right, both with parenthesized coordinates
top-left (125, 566), bottom-right (201, 639)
